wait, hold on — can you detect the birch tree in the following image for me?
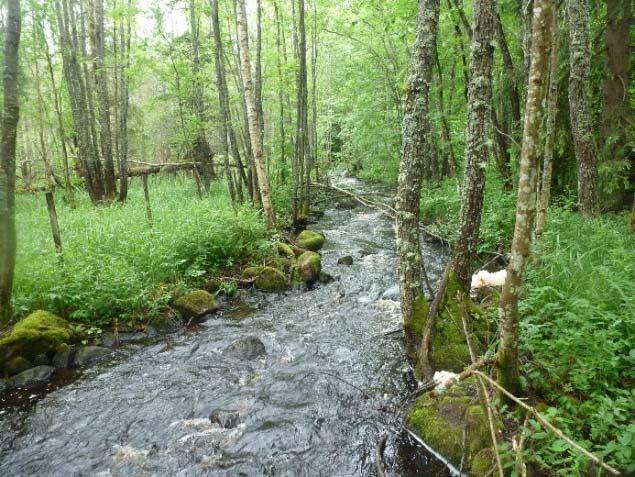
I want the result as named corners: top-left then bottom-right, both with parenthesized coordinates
top-left (235, 0), bottom-right (276, 227)
top-left (0, 0), bottom-right (21, 324)
top-left (498, 0), bottom-right (554, 398)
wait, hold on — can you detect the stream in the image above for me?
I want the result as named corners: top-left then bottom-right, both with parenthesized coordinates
top-left (0, 177), bottom-right (453, 477)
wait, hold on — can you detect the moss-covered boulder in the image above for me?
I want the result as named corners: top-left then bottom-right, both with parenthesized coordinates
top-left (407, 379), bottom-right (498, 476)
top-left (296, 230), bottom-right (326, 252)
top-left (0, 311), bottom-right (74, 369)
top-left (276, 242), bottom-right (296, 259)
top-left (6, 357), bottom-right (31, 376)
top-left (173, 290), bottom-right (219, 319)
top-left (293, 252), bottom-right (322, 284)
top-left (242, 266), bottom-right (288, 293)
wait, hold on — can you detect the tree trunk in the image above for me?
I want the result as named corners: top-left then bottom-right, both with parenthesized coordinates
top-left (0, 0), bottom-right (21, 324)
top-left (498, 0), bottom-right (553, 400)
top-left (396, 0), bottom-right (440, 331)
top-left (235, 0), bottom-right (276, 228)
top-left (298, 0), bottom-right (311, 214)
top-left (536, 11), bottom-right (559, 236)
top-left (451, 0), bottom-right (496, 291)
top-left (602, 0), bottom-right (632, 205)
top-left (273, 0), bottom-right (287, 182)
top-left (255, 0), bottom-right (265, 151)
top-left (118, 0), bottom-right (131, 202)
top-left (90, 0), bottom-right (117, 200)
top-left (568, 0), bottom-right (598, 217)
top-left (210, 0), bottom-right (238, 203)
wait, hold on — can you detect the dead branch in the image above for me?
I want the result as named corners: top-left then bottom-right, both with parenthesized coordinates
top-left (375, 433), bottom-right (388, 477)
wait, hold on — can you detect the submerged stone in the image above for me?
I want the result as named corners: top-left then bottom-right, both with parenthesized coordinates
top-left (173, 290), bottom-right (219, 319)
top-left (294, 252), bottom-right (322, 284)
top-left (0, 311), bottom-right (73, 369)
top-left (318, 271), bottom-right (334, 284)
top-left (337, 255), bottom-right (354, 266)
top-left (223, 336), bottom-right (266, 360)
top-left (209, 409), bottom-right (240, 429)
top-left (52, 344), bottom-right (72, 369)
top-left (296, 230), bottom-right (326, 252)
top-left (10, 365), bottom-right (54, 388)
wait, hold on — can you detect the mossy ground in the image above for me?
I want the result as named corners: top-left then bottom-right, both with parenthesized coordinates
top-left (407, 378), bottom-right (498, 476)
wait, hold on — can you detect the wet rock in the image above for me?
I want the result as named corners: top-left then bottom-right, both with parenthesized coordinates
top-left (381, 285), bottom-right (400, 301)
top-left (11, 365), bottom-right (54, 388)
top-left (101, 332), bottom-right (147, 348)
top-left (407, 377), bottom-right (498, 476)
top-left (335, 198), bottom-right (357, 210)
top-left (73, 346), bottom-right (112, 367)
top-left (294, 252), bottom-right (322, 284)
top-left (223, 336), bottom-right (266, 360)
top-left (33, 354), bottom-right (50, 366)
top-left (173, 290), bottom-right (219, 320)
top-left (147, 312), bottom-right (182, 334)
top-left (52, 344), bottom-right (72, 369)
top-left (209, 409), bottom-right (240, 429)
top-left (6, 357), bottom-right (31, 376)
top-left (242, 266), bottom-right (288, 293)
top-left (337, 255), bottom-right (354, 266)
top-left (0, 310), bottom-right (73, 367)
top-left (318, 271), bottom-right (334, 284)
top-left (0, 379), bottom-right (8, 393)
top-left (296, 230), bottom-right (326, 252)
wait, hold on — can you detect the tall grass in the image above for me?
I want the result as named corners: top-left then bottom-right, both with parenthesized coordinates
top-left (13, 176), bottom-right (271, 326)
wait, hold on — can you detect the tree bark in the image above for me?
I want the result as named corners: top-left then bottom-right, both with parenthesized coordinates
top-left (273, 0), bottom-right (287, 182)
top-left (396, 0), bottom-right (440, 332)
top-left (118, 0), bottom-right (131, 202)
top-left (235, 0), bottom-right (276, 227)
top-left (498, 0), bottom-right (553, 400)
top-left (602, 0), bottom-right (632, 204)
top-left (0, 0), bottom-right (21, 324)
top-left (536, 11), bottom-right (559, 236)
top-left (451, 0), bottom-right (496, 291)
top-left (568, 0), bottom-right (599, 217)
top-left (210, 0), bottom-right (238, 203)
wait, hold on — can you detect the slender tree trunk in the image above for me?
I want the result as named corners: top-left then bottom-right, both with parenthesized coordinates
top-left (568, 0), bottom-right (599, 217)
top-left (235, 0), bottom-right (276, 227)
top-left (451, 0), bottom-right (496, 291)
top-left (602, 0), bottom-right (632, 204)
top-left (0, 0), bottom-right (21, 324)
top-left (273, 0), bottom-right (287, 182)
top-left (310, 0), bottom-right (319, 183)
top-left (90, 0), bottom-right (117, 200)
top-left (210, 0), bottom-right (237, 202)
top-left (118, 0), bottom-right (131, 202)
top-left (498, 0), bottom-right (553, 399)
top-left (536, 11), bottom-right (559, 235)
top-left (255, 0), bottom-right (265, 151)
top-left (189, 0), bottom-right (214, 191)
top-left (298, 0), bottom-right (311, 213)
top-left (397, 0), bottom-right (440, 332)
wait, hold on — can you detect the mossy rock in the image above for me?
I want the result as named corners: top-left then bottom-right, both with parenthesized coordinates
top-left (296, 230), bottom-right (326, 252)
top-left (203, 278), bottom-right (223, 293)
top-left (242, 266), bottom-right (288, 293)
top-left (407, 378), bottom-right (499, 475)
top-left (173, 290), bottom-right (219, 319)
top-left (6, 357), bottom-right (31, 376)
top-left (293, 252), bottom-right (322, 284)
top-left (276, 242), bottom-right (296, 259)
top-left (0, 311), bottom-right (74, 368)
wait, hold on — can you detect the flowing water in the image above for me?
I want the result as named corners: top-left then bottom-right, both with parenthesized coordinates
top-left (0, 177), bottom-right (453, 477)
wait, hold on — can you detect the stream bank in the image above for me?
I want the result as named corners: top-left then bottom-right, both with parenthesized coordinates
top-left (1, 176), bottom-right (457, 476)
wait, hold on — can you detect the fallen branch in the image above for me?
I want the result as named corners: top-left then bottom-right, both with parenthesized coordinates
top-left (420, 263), bottom-right (452, 379)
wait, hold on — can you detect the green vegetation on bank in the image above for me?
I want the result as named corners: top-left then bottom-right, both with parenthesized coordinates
top-left (13, 177), bottom-right (273, 327)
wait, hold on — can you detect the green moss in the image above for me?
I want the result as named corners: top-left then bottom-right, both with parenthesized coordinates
top-left (6, 357), bottom-right (31, 376)
top-left (173, 290), bottom-right (218, 318)
top-left (276, 242), bottom-right (296, 259)
top-left (296, 230), bottom-right (326, 252)
top-left (0, 311), bottom-right (73, 366)
top-left (242, 267), bottom-right (263, 280)
top-left (293, 252), bottom-right (322, 284)
top-left (470, 448), bottom-right (494, 476)
top-left (407, 379), bottom-right (499, 471)
top-left (254, 267), bottom-right (288, 293)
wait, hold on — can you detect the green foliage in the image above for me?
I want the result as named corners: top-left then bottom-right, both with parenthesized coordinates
top-left (13, 178), bottom-right (271, 326)
top-left (517, 210), bottom-right (635, 474)
top-left (419, 171), bottom-right (516, 252)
